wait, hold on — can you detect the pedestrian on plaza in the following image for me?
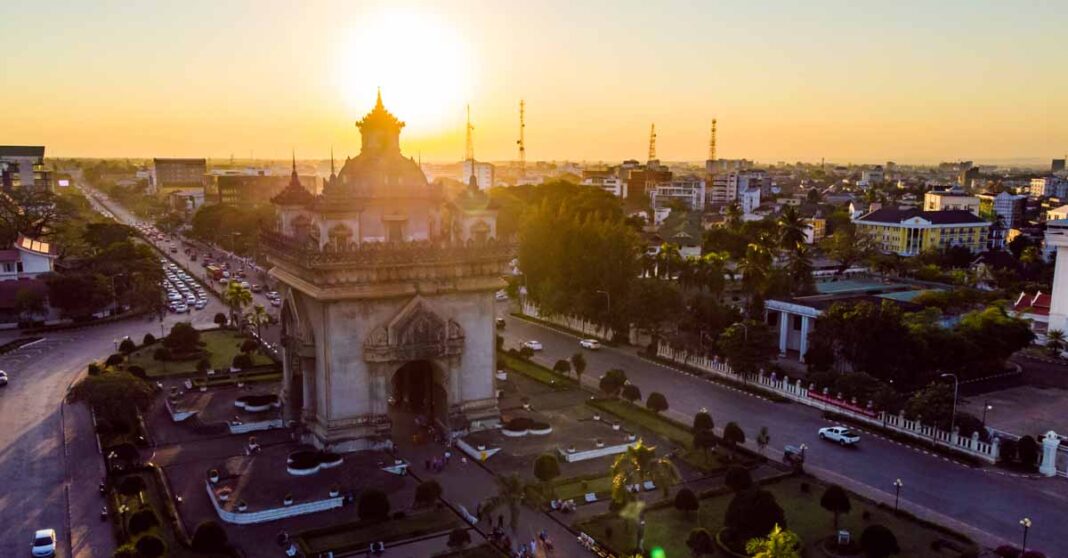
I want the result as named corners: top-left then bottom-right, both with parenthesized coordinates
top-left (444, 449), bottom-right (452, 463)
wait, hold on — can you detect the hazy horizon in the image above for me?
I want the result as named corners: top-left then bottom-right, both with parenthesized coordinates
top-left (3, 0), bottom-right (1065, 164)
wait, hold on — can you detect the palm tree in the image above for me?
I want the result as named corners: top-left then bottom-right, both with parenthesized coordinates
top-left (222, 281), bottom-right (253, 327)
top-left (245, 304), bottom-right (271, 339)
top-left (480, 473), bottom-right (525, 535)
top-left (657, 243), bottom-right (682, 280)
top-left (777, 207), bottom-right (807, 253)
top-left (756, 426), bottom-right (770, 456)
top-left (746, 524), bottom-right (802, 558)
top-left (739, 242), bottom-right (772, 305)
top-left (1047, 329), bottom-right (1066, 357)
top-left (692, 251), bottom-right (729, 297)
top-left (610, 440), bottom-right (681, 553)
top-left (786, 246), bottom-right (814, 295)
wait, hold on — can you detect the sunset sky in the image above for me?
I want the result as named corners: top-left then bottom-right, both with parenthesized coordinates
top-left (2, 0), bottom-right (1065, 165)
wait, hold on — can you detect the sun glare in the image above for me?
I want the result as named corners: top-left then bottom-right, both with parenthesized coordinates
top-left (337, 9), bottom-right (474, 135)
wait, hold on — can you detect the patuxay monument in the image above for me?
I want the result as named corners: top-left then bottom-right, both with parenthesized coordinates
top-left (262, 93), bottom-right (510, 452)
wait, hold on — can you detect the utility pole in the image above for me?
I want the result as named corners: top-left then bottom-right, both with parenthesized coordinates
top-left (464, 104), bottom-right (475, 162)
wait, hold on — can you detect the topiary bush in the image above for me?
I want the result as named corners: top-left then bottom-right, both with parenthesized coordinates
top-left (142, 333), bottom-right (156, 346)
top-left (119, 338), bottom-right (137, 354)
top-left (232, 353), bottom-right (253, 370)
top-left (127, 509), bottom-right (159, 535)
top-left (191, 520), bottom-right (229, 553)
top-left (105, 353), bottom-right (125, 367)
top-left (504, 417), bottom-right (535, 431)
top-left (135, 534), bottom-right (166, 558)
top-left (88, 362), bottom-right (102, 376)
top-left (117, 475), bottom-right (147, 496)
top-left (240, 339), bottom-right (259, 354)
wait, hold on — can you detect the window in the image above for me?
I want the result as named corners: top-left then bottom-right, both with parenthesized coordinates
top-left (386, 221), bottom-right (403, 243)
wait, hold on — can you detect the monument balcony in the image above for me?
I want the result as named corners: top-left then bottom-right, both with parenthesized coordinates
top-left (260, 228), bottom-right (514, 292)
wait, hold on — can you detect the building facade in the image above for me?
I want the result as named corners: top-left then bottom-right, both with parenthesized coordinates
top-left (461, 160), bottom-right (495, 190)
top-left (854, 208), bottom-right (990, 256)
top-left (924, 187), bottom-right (979, 213)
top-left (977, 191), bottom-right (1026, 228)
top-left (152, 158), bottom-right (206, 192)
top-left (581, 169), bottom-right (627, 198)
top-left (215, 174), bottom-right (320, 206)
top-left (263, 95), bottom-right (510, 452)
top-left (0, 146), bottom-right (52, 192)
top-left (650, 175), bottom-right (706, 211)
top-left (1030, 176), bottom-right (1068, 199)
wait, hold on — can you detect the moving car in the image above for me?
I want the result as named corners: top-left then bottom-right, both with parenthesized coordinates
top-left (31, 528), bottom-right (57, 557)
top-left (579, 339), bottom-right (601, 350)
top-left (495, 318), bottom-right (506, 329)
top-left (521, 340), bottom-right (543, 351)
top-left (495, 291), bottom-right (509, 302)
top-left (0, 370), bottom-right (8, 386)
top-left (818, 426), bottom-right (860, 446)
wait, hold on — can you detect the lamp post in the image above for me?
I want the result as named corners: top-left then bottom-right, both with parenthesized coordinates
top-left (1020, 517), bottom-right (1032, 554)
top-left (892, 478), bottom-right (903, 511)
top-left (981, 402), bottom-right (993, 429)
top-left (940, 373), bottom-right (959, 436)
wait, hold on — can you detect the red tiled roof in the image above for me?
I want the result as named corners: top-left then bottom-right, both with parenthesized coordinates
top-left (1014, 291), bottom-right (1051, 316)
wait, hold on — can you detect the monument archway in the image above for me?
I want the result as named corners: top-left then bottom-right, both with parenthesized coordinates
top-left (389, 359), bottom-right (448, 442)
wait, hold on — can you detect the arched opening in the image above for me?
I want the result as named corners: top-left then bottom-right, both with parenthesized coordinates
top-left (389, 360), bottom-right (448, 443)
top-left (281, 301), bottom-right (304, 423)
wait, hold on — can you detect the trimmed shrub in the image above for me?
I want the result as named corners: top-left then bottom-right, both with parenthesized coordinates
top-left (620, 383), bottom-right (641, 403)
top-left (240, 339), bottom-right (259, 354)
top-left (504, 417), bottom-right (534, 431)
top-left (105, 353), bottom-right (125, 367)
top-left (142, 333), bottom-right (156, 346)
top-left (724, 465), bottom-right (752, 492)
top-left (127, 509), bottom-right (159, 535)
top-left (135, 534), bottom-right (166, 558)
top-left (859, 524), bottom-right (899, 558)
top-left (724, 488), bottom-right (786, 544)
top-left (414, 480), bottom-right (443, 506)
top-left (191, 520), bottom-right (229, 553)
top-left (232, 353), bottom-right (253, 369)
top-left (117, 475), bottom-right (147, 496)
top-left (88, 362), bottom-right (102, 376)
top-left (119, 338), bottom-right (137, 354)
top-left (674, 488), bottom-right (699, 515)
top-left (127, 366), bottom-right (146, 379)
top-left (646, 392), bottom-right (668, 414)
top-left (214, 313), bottom-right (228, 327)
top-left (357, 489), bottom-right (391, 522)
top-left (533, 453), bottom-right (561, 484)
top-left (686, 527), bottom-right (715, 556)
top-left (693, 410), bottom-right (714, 432)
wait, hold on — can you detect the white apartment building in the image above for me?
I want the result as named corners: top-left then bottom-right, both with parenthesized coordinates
top-left (462, 159), bottom-right (495, 190)
top-left (650, 175), bottom-right (706, 211)
top-left (708, 171), bottom-right (765, 206)
top-left (924, 187), bottom-right (979, 213)
top-left (581, 169), bottom-right (627, 198)
top-left (1031, 176), bottom-right (1068, 199)
top-left (859, 166), bottom-right (885, 187)
top-left (739, 187), bottom-right (761, 215)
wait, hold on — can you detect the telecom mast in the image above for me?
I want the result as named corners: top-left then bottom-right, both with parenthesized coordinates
top-left (517, 99), bottom-right (526, 175)
top-left (648, 124), bottom-right (657, 161)
top-left (708, 119), bottom-right (717, 162)
top-left (464, 104), bottom-right (475, 162)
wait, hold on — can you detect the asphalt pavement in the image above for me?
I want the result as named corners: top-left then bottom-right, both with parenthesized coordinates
top-left (500, 308), bottom-right (1068, 553)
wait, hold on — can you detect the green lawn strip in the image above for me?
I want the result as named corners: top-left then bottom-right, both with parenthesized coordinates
top-left (576, 475), bottom-right (976, 558)
top-left (191, 370), bottom-right (282, 388)
top-left (498, 352), bottom-right (576, 388)
top-left (127, 329), bottom-right (274, 378)
top-left (297, 508), bottom-right (464, 555)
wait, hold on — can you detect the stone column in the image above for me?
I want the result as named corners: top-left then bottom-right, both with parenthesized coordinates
top-left (1040, 431), bottom-right (1061, 477)
top-left (778, 310), bottom-right (789, 356)
top-left (799, 315), bottom-right (811, 362)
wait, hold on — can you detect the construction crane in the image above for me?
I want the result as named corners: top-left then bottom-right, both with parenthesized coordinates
top-left (648, 124), bottom-right (657, 161)
top-left (517, 99), bottom-right (526, 175)
top-left (708, 119), bottom-right (717, 162)
top-left (464, 104), bottom-right (475, 162)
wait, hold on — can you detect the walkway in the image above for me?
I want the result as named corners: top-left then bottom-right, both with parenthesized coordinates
top-left (65, 401), bottom-right (115, 558)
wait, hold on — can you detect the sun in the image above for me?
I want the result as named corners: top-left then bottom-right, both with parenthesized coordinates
top-left (337, 9), bottom-right (474, 135)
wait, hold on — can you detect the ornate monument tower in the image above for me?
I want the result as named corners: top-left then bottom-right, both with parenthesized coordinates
top-left (262, 93), bottom-right (509, 451)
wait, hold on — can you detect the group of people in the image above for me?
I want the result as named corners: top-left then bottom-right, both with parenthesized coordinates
top-left (486, 522), bottom-right (555, 557)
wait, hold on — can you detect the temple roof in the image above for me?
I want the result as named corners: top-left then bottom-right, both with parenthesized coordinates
top-left (270, 156), bottom-right (316, 206)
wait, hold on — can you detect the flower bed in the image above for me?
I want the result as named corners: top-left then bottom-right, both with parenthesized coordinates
top-left (501, 417), bottom-right (552, 437)
top-left (235, 393), bottom-right (281, 413)
top-left (287, 450), bottom-right (344, 476)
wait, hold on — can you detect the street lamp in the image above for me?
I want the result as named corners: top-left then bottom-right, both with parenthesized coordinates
top-left (1020, 517), bottom-right (1032, 554)
top-left (892, 478), bottom-right (903, 511)
top-left (940, 373), bottom-right (959, 435)
top-left (981, 402), bottom-right (993, 429)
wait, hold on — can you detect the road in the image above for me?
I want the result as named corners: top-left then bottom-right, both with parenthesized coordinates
top-left (500, 310), bottom-right (1068, 553)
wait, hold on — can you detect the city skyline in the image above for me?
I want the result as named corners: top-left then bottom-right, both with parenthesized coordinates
top-left (2, 0), bottom-right (1065, 164)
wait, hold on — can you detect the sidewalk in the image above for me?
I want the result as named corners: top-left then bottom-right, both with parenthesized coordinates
top-left (65, 401), bottom-right (115, 558)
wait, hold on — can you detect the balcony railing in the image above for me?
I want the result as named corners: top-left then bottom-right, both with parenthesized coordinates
top-left (260, 228), bottom-right (515, 268)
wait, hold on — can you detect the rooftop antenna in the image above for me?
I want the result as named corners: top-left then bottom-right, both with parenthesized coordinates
top-left (708, 119), bottom-right (717, 162)
top-left (648, 124), bottom-right (657, 161)
top-left (517, 99), bottom-right (526, 175)
top-left (464, 104), bottom-right (475, 162)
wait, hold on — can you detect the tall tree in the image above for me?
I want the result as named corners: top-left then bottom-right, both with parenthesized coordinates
top-left (821, 225), bottom-right (875, 275)
top-left (745, 524), bottom-right (802, 558)
top-left (718, 320), bottom-right (776, 376)
top-left (610, 440), bottom-right (680, 553)
top-left (222, 281), bottom-right (253, 326)
top-left (480, 473), bottom-right (526, 535)
top-left (777, 207), bottom-right (807, 252)
top-left (820, 484), bottom-right (852, 532)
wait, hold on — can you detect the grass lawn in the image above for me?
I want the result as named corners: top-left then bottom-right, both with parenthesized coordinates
top-left (127, 329), bottom-right (275, 378)
top-left (588, 399), bottom-right (729, 473)
top-left (576, 476), bottom-right (976, 558)
top-left (499, 352), bottom-right (576, 388)
top-left (298, 508), bottom-right (464, 555)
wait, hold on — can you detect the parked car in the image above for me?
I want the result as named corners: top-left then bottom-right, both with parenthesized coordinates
top-left (271, 298), bottom-right (282, 307)
top-left (0, 370), bottom-right (8, 386)
top-left (579, 339), bottom-right (601, 350)
top-left (818, 426), bottom-right (860, 446)
top-left (495, 318), bottom-right (506, 329)
top-left (251, 284), bottom-right (263, 293)
top-left (521, 340), bottom-right (543, 351)
top-left (31, 528), bottom-right (56, 557)
top-left (495, 291), bottom-right (509, 302)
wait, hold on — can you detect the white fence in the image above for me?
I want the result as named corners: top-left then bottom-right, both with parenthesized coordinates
top-left (656, 341), bottom-right (1002, 464)
top-left (520, 299), bottom-right (615, 340)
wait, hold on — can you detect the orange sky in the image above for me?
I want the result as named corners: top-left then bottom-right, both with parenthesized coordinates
top-left (1, 0), bottom-right (1065, 165)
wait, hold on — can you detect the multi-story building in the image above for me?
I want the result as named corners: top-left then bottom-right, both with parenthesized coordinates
top-left (650, 175), bottom-right (705, 212)
top-left (924, 187), bottom-right (979, 213)
top-left (1030, 176), bottom-right (1068, 199)
top-left (461, 159), bottom-right (495, 190)
top-left (152, 158), bottom-right (206, 192)
top-left (802, 217), bottom-right (826, 244)
top-left (958, 166), bottom-right (980, 189)
top-left (215, 174), bottom-right (320, 206)
top-left (705, 158), bottom-right (752, 174)
top-left (708, 170), bottom-right (766, 207)
top-left (977, 191), bottom-right (1026, 228)
top-left (738, 186), bottom-right (761, 215)
top-left (854, 208), bottom-right (990, 256)
top-left (0, 146), bottom-right (53, 192)
top-left (859, 166), bottom-right (884, 187)
top-left (580, 169), bottom-right (627, 198)
top-left (623, 161), bottom-right (672, 201)
top-left (1053, 159), bottom-right (1066, 174)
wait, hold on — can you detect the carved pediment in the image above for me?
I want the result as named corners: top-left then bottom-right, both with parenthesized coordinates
top-left (364, 297), bottom-right (464, 362)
